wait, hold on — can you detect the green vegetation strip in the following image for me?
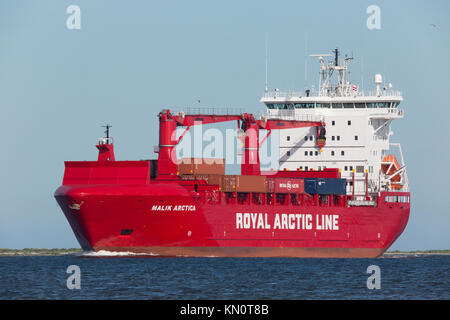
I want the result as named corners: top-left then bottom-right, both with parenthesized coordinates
top-left (385, 250), bottom-right (450, 255)
top-left (0, 248), bottom-right (83, 256)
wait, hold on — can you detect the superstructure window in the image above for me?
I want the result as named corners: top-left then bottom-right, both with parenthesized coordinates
top-left (332, 103), bottom-right (343, 108)
top-left (315, 151), bottom-right (318, 156)
top-left (332, 121), bottom-right (335, 126)
top-left (316, 103), bottom-right (330, 108)
top-left (287, 151), bottom-right (290, 156)
top-left (287, 136), bottom-right (290, 141)
top-left (305, 151), bottom-right (308, 156)
top-left (355, 103), bottom-right (366, 108)
top-left (309, 151), bottom-right (313, 156)
top-left (344, 166), bottom-right (348, 171)
top-left (332, 136), bottom-right (335, 141)
top-left (355, 135), bottom-right (358, 140)
top-left (377, 102), bottom-right (389, 108)
top-left (331, 151), bottom-right (335, 156)
top-left (343, 103), bottom-right (354, 108)
top-left (305, 136), bottom-right (308, 141)
top-left (341, 151), bottom-right (345, 156)
top-left (309, 136), bottom-right (313, 141)
top-left (295, 103), bottom-right (315, 109)
top-left (348, 120), bottom-right (351, 125)
top-left (337, 136), bottom-right (340, 141)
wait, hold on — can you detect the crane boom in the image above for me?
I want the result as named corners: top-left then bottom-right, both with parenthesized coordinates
top-left (156, 109), bottom-right (325, 178)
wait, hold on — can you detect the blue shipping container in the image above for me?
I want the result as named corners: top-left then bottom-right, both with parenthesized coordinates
top-left (304, 178), bottom-right (346, 195)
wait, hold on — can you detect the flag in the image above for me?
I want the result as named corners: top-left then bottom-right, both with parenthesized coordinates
top-left (352, 85), bottom-right (357, 92)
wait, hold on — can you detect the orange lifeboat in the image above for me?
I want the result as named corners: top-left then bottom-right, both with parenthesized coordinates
top-left (381, 154), bottom-right (403, 190)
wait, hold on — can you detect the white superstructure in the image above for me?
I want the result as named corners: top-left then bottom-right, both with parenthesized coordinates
top-left (260, 49), bottom-right (408, 198)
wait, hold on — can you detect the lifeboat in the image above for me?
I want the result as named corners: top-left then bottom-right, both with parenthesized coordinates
top-left (381, 154), bottom-right (403, 190)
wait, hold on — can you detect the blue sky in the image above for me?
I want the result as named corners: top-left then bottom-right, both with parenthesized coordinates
top-left (0, 0), bottom-right (449, 250)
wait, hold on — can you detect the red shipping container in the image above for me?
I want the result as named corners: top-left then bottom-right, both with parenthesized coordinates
top-left (178, 158), bottom-right (225, 175)
top-left (273, 178), bottom-right (304, 193)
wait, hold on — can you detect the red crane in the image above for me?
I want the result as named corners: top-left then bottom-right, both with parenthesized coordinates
top-left (239, 113), bottom-right (325, 175)
top-left (156, 109), bottom-right (325, 178)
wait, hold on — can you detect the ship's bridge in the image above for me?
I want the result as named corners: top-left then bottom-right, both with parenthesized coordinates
top-left (260, 49), bottom-right (408, 196)
top-left (260, 84), bottom-right (404, 120)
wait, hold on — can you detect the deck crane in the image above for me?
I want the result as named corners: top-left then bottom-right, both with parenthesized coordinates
top-left (156, 109), bottom-right (325, 178)
top-left (239, 113), bottom-right (325, 175)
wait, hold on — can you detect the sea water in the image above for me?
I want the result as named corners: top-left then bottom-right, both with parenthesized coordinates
top-left (0, 253), bottom-right (448, 299)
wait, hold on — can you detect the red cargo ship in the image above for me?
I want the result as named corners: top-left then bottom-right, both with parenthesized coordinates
top-left (55, 51), bottom-right (410, 257)
top-left (55, 109), bottom-right (410, 258)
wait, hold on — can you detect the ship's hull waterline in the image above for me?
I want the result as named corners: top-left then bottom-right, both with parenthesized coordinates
top-left (55, 184), bottom-right (409, 258)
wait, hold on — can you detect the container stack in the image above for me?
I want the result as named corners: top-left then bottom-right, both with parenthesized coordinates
top-left (178, 158), bottom-right (225, 175)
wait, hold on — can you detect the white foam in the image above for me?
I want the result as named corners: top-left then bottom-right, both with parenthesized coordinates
top-left (79, 250), bottom-right (159, 257)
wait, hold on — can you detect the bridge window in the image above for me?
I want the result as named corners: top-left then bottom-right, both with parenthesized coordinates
top-left (392, 102), bottom-right (400, 108)
top-left (377, 102), bottom-right (389, 108)
top-left (295, 103), bottom-right (315, 109)
top-left (343, 103), bottom-right (354, 108)
top-left (355, 103), bottom-right (366, 108)
top-left (316, 103), bottom-right (331, 108)
top-left (332, 103), bottom-right (343, 108)
top-left (367, 103), bottom-right (377, 108)
top-left (266, 104), bottom-right (275, 109)
top-left (273, 103), bottom-right (287, 109)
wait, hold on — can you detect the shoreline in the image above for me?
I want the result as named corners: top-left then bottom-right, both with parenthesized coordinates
top-left (0, 248), bottom-right (83, 256)
top-left (1, 248), bottom-right (449, 257)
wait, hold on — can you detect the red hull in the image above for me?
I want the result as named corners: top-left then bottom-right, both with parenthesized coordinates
top-left (55, 182), bottom-right (410, 258)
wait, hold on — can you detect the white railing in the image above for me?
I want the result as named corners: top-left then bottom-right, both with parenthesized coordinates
top-left (172, 107), bottom-right (246, 116)
top-left (262, 89), bottom-right (402, 99)
top-left (265, 109), bottom-right (323, 122)
top-left (369, 108), bottom-right (404, 118)
top-left (97, 137), bottom-right (114, 145)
